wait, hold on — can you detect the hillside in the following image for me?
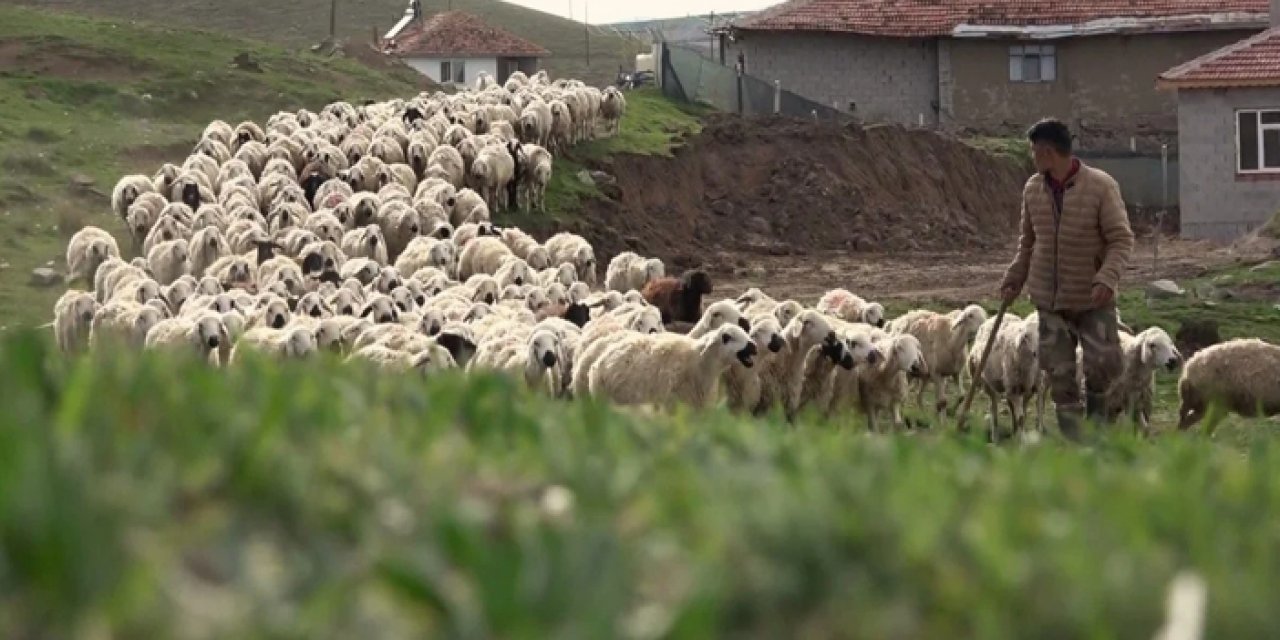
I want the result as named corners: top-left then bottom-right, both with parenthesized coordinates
top-left (5, 0), bottom-right (649, 87)
top-left (0, 6), bottom-right (423, 329)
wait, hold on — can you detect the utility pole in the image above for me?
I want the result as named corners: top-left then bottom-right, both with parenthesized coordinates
top-left (584, 1), bottom-right (591, 67)
top-left (330, 0), bottom-right (337, 40)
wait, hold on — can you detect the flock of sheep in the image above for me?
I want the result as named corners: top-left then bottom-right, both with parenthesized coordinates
top-left (46, 68), bottom-right (1280, 435)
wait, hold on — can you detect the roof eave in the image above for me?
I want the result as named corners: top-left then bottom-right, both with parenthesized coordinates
top-left (1159, 78), bottom-right (1280, 90)
top-left (951, 13), bottom-right (1269, 39)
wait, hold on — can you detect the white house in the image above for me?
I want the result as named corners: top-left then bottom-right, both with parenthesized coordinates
top-left (387, 11), bottom-right (549, 87)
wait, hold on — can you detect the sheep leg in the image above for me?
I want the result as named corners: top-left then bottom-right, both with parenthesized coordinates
top-left (1007, 395), bottom-right (1023, 434)
top-left (985, 386), bottom-right (1001, 439)
top-left (935, 376), bottom-right (949, 414)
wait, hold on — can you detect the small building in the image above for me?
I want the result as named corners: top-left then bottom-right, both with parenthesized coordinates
top-left (388, 11), bottom-right (550, 87)
top-left (1158, 2), bottom-right (1280, 240)
top-left (723, 0), bottom-right (1270, 151)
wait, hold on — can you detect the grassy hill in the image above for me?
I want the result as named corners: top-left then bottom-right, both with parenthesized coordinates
top-left (6, 0), bottom-right (649, 87)
top-left (0, 5), bottom-right (424, 329)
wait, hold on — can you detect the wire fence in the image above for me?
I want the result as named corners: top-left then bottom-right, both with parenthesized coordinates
top-left (658, 43), bottom-right (848, 121)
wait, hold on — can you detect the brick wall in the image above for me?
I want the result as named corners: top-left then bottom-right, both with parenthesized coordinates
top-left (727, 32), bottom-right (939, 126)
top-left (944, 31), bottom-right (1257, 153)
top-left (1177, 87), bottom-right (1280, 240)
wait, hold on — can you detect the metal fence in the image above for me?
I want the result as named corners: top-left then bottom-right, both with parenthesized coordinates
top-left (658, 43), bottom-right (848, 121)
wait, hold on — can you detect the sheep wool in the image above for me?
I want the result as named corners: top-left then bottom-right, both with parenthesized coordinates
top-left (53, 290), bottom-right (98, 353)
top-left (588, 324), bottom-right (757, 409)
top-left (887, 304), bottom-right (987, 413)
top-left (66, 226), bottom-right (121, 283)
top-left (1177, 338), bottom-right (1280, 430)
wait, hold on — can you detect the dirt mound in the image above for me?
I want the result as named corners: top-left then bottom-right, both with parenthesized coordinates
top-left (563, 114), bottom-right (1029, 272)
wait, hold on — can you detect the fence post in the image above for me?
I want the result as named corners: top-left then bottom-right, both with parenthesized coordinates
top-left (1156, 143), bottom-right (1168, 272)
top-left (772, 80), bottom-right (780, 114)
top-left (736, 71), bottom-right (743, 115)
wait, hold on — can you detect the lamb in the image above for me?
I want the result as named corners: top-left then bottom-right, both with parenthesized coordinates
top-left (515, 143), bottom-right (552, 212)
top-left (605, 252), bottom-right (664, 293)
top-left (66, 226), bottom-right (121, 283)
top-left (1103, 327), bottom-right (1182, 432)
top-left (753, 310), bottom-right (850, 419)
top-left (53, 290), bottom-right (98, 353)
top-left (470, 144), bottom-right (516, 213)
top-left (228, 326), bottom-right (319, 364)
top-left (457, 236), bottom-right (514, 281)
top-left (816, 288), bottom-right (887, 328)
top-left (968, 314), bottom-right (1041, 437)
top-left (886, 304), bottom-right (987, 413)
top-left (144, 239), bottom-right (190, 286)
top-left (341, 224), bottom-right (389, 265)
top-left (426, 145), bottom-right (466, 188)
top-left (469, 327), bottom-right (564, 395)
top-left (641, 269), bottom-right (714, 324)
top-left (90, 301), bottom-right (167, 348)
top-left (600, 87), bottom-right (627, 136)
top-left (543, 232), bottom-right (596, 285)
top-left (587, 324), bottom-right (758, 409)
top-left (723, 316), bottom-right (786, 414)
top-left (1177, 338), bottom-right (1280, 430)
top-left (144, 312), bottom-right (228, 363)
top-left (500, 227), bottom-right (549, 269)
top-left (111, 175), bottom-right (156, 222)
top-left (346, 343), bottom-right (456, 376)
top-left (850, 332), bottom-right (927, 432)
top-left (395, 236), bottom-right (456, 276)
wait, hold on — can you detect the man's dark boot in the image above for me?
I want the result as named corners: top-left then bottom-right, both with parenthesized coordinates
top-left (1056, 407), bottom-right (1085, 442)
top-left (1086, 392), bottom-right (1109, 428)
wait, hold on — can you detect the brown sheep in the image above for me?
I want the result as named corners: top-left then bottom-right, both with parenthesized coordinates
top-left (641, 269), bottom-right (713, 325)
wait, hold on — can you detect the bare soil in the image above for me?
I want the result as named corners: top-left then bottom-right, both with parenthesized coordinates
top-left (554, 113), bottom-right (1260, 305)
top-left (0, 38), bottom-right (145, 81)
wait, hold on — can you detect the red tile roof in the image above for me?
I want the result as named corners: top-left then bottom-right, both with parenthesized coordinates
top-left (733, 0), bottom-right (1270, 38)
top-left (392, 11), bottom-right (550, 58)
top-left (1159, 27), bottom-right (1280, 88)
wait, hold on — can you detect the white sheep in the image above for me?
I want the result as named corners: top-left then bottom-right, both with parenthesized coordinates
top-left (228, 326), bottom-right (319, 364)
top-left (587, 324), bottom-right (757, 409)
top-left (457, 236), bottom-right (514, 281)
top-left (469, 327), bottom-right (564, 395)
top-left (886, 304), bottom-right (987, 413)
top-left (66, 226), bottom-right (121, 283)
top-left (145, 239), bottom-right (190, 286)
top-left (543, 232), bottom-right (596, 286)
top-left (470, 145), bottom-right (515, 212)
top-left (816, 288), bottom-right (886, 328)
top-left (112, 175), bottom-right (157, 222)
top-left (1177, 338), bottom-right (1280, 430)
top-left (1101, 327), bottom-right (1182, 432)
top-left (515, 143), bottom-right (552, 212)
top-left (53, 290), bottom-right (98, 353)
top-left (500, 227), bottom-right (550, 269)
top-left (753, 310), bottom-right (845, 418)
top-left (144, 312), bottom-right (228, 363)
top-left (605, 251), bottom-right (664, 293)
top-left (723, 316), bottom-right (786, 414)
top-left (90, 301), bottom-right (166, 348)
top-left (600, 87), bottom-right (627, 136)
top-left (341, 224), bottom-right (389, 265)
top-left (968, 314), bottom-right (1040, 436)
top-left (346, 342), bottom-right (456, 375)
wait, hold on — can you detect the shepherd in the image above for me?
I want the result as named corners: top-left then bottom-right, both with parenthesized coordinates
top-left (999, 118), bottom-right (1135, 440)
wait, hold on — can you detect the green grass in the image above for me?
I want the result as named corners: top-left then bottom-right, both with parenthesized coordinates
top-left (15, 0), bottom-right (649, 89)
top-left (965, 136), bottom-right (1032, 168)
top-left (0, 6), bottom-right (423, 330)
top-left (3, 331), bottom-right (1280, 638)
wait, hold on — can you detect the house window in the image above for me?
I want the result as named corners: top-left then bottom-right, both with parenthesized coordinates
top-left (1009, 45), bottom-right (1056, 83)
top-left (439, 60), bottom-right (467, 84)
top-left (1237, 109), bottom-right (1280, 173)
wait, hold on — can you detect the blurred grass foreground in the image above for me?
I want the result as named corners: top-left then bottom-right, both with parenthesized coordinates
top-left (0, 328), bottom-right (1276, 639)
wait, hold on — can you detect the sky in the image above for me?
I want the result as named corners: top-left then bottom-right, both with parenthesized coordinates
top-left (501, 0), bottom-right (780, 25)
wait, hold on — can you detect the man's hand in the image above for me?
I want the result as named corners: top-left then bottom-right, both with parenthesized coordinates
top-left (1091, 283), bottom-right (1115, 308)
top-left (999, 284), bottom-right (1020, 304)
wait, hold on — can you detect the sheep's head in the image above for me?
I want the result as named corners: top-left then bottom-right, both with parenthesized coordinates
top-left (302, 173), bottom-right (326, 207)
top-left (195, 313), bottom-right (226, 351)
top-left (297, 292), bottom-right (331, 319)
top-left (346, 166), bottom-right (364, 191)
top-left (360, 295), bottom-right (399, 324)
top-left (861, 303), bottom-right (887, 328)
top-left (462, 303), bottom-right (492, 323)
top-left (133, 307), bottom-right (164, 339)
top-left (181, 182), bottom-right (202, 210)
top-left (120, 183), bottom-right (140, 210)
top-left (525, 287), bottom-right (550, 313)
top-left (329, 288), bottom-right (361, 316)
top-left (717, 324), bottom-right (757, 369)
top-left (890, 335), bottom-right (926, 376)
top-left (951, 304), bottom-right (988, 337)
top-left (286, 327), bottom-right (319, 359)
top-left (135, 280), bottom-right (162, 304)
top-left (315, 319), bottom-right (345, 353)
top-left (127, 205), bottom-right (157, 241)
top-left (681, 269), bottom-right (714, 296)
top-left (198, 277), bottom-right (224, 297)
top-left (418, 309), bottom-right (444, 336)
top-left (701, 300), bottom-right (750, 333)
top-left (362, 225), bottom-right (385, 252)
top-left (354, 198), bottom-right (379, 228)
top-left (467, 275), bottom-right (500, 305)
top-left (750, 317), bottom-right (785, 355)
top-left (257, 296), bottom-right (291, 330)
top-left (566, 282), bottom-right (590, 306)
top-left (1138, 328), bottom-right (1182, 372)
top-left (527, 329), bottom-right (560, 369)
top-left (789, 310), bottom-right (832, 347)
top-left (70, 293), bottom-right (97, 323)
top-left (389, 286), bottom-right (416, 312)
top-left (372, 267), bottom-right (402, 295)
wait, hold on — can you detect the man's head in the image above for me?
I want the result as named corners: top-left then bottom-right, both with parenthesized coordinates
top-left (1027, 118), bottom-right (1073, 174)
